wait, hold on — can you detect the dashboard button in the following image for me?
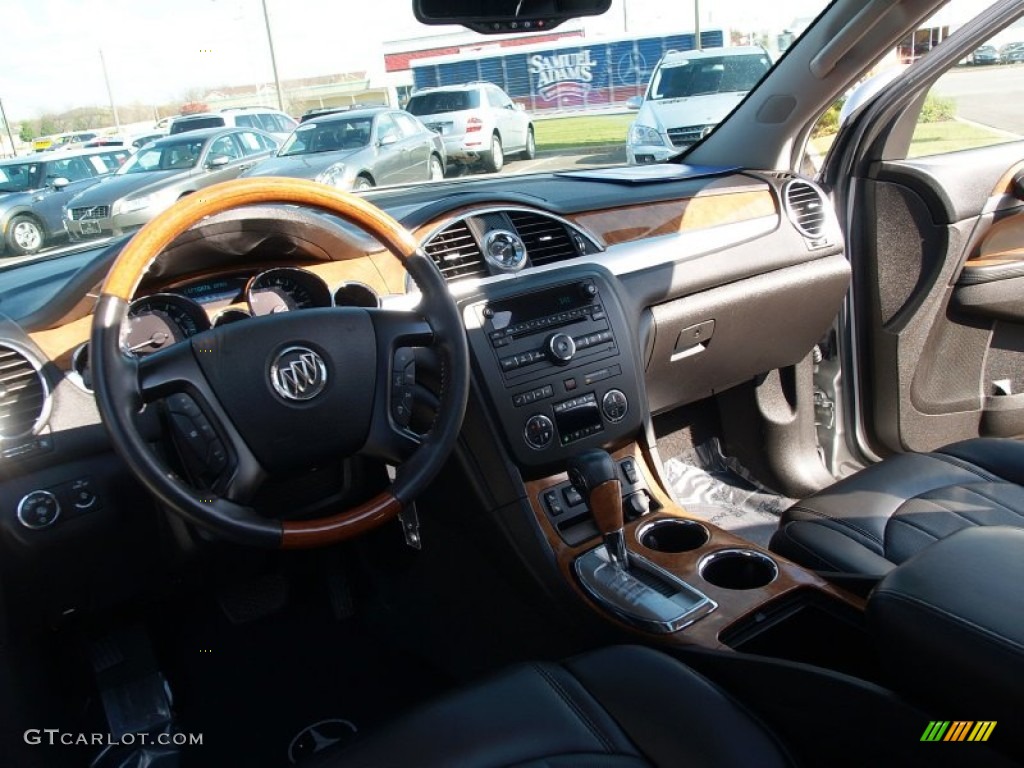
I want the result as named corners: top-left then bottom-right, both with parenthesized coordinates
top-left (17, 490), bottom-right (60, 530)
top-left (602, 389), bottom-right (629, 422)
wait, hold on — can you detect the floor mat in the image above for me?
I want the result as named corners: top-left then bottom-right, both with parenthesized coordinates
top-left (662, 438), bottom-right (795, 548)
top-left (148, 573), bottom-right (451, 768)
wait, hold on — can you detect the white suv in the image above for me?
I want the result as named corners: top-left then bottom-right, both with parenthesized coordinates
top-left (626, 47), bottom-right (772, 164)
top-left (405, 83), bottom-right (535, 173)
top-left (169, 108), bottom-right (297, 142)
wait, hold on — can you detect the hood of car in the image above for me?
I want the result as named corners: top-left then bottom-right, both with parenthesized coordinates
top-left (243, 151), bottom-right (363, 179)
top-left (641, 92), bottom-right (748, 130)
top-left (67, 170), bottom-right (186, 206)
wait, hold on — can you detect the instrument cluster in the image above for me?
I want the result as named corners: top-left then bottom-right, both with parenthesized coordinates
top-left (120, 267), bottom-right (380, 357)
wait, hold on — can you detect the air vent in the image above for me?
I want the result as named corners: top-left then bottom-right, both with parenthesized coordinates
top-left (422, 220), bottom-right (487, 281)
top-left (0, 344), bottom-right (49, 440)
top-left (784, 180), bottom-right (828, 239)
top-left (507, 211), bottom-right (578, 267)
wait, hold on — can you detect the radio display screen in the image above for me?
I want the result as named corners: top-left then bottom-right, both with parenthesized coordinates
top-left (488, 282), bottom-right (594, 327)
top-left (553, 394), bottom-right (602, 443)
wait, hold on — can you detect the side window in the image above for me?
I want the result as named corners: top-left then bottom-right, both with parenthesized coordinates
top-left (487, 88), bottom-right (510, 109)
top-left (237, 131), bottom-right (266, 154)
top-left (906, 68), bottom-right (1017, 159)
top-left (48, 156), bottom-right (93, 182)
top-left (235, 115), bottom-right (258, 129)
top-left (393, 112), bottom-right (423, 138)
top-left (376, 114), bottom-right (400, 143)
top-left (208, 134), bottom-right (242, 161)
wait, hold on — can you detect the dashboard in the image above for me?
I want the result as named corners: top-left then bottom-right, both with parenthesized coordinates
top-left (0, 167), bottom-right (851, 625)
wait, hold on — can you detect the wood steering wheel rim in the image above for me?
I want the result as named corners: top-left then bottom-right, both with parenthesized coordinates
top-left (91, 177), bottom-right (469, 549)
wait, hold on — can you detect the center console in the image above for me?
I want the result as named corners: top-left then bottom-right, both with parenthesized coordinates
top-left (463, 267), bottom-right (644, 467)
top-left (460, 266), bottom-right (863, 654)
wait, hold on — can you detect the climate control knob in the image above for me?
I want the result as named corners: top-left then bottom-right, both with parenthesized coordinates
top-left (545, 333), bottom-right (576, 365)
top-left (17, 490), bottom-right (61, 530)
top-left (524, 414), bottom-right (555, 450)
top-left (602, 389), bottom-right (629, 422)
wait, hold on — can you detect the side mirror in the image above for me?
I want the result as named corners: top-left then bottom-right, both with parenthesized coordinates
top-left (514, 103), bottom-right (526, 112)
top-left (625, 96), bottom-right (643, 111)
top-left (378, 134), bottom-right (398, 147)
top-left (51, 177), bottom-right (70, 190)
top-left (206, 155), bottom-right (231, 169)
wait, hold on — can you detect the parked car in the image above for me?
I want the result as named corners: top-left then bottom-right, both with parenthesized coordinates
top-left (130, 132), bottom-right (166, 149)
top-left (0, 148), bottom-right (129, 255)
top-left (1000, 41), bottom-right (1024, 63)
top-left (405, 82), bottom-right (534, 172)
top-left (65, 127), bottom-right (278, 240)
top-left (30, 131), bottom-right (99, 153)
top-left (967, 44), bottom-right (999, 65)
top-left (169, 107), bottom-right (297, 141)
top-left (626, 46), bottom-right (772, 164)
top-left (241, 107), bottom-right (445, 190)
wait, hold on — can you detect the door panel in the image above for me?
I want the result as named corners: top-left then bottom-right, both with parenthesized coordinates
top-left (857, 142), bottom-right (1024, 453)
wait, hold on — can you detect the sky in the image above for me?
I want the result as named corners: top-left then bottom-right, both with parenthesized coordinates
top-left (0, 0), bottom-right (998, 122)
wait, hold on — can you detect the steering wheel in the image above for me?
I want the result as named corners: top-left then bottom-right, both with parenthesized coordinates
top-left (91, 178), bottom-right (469, 549)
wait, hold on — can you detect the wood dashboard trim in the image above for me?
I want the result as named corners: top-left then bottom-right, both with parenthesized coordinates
top-left (569, 188), bottom-right (777, 247)
top-left (524, 442), bottom-right (862, 650)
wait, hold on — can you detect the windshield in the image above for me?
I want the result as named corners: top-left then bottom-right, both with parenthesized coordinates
top-left (279, 117), bottom-right (374, 156)
top-left (2, 0), bottom-right (851, 263)
top-left (0, 162), bottom-right (42, 193)
top-left (649, 54), bottom-right (772, 99)
top-left (406, 91), bottom-right (480, 115)
top-left (119, 139), bottom-right (206, 174)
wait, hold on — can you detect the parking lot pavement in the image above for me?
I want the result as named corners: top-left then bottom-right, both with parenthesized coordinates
top-left (934, 64), bottom-right (1024, 137)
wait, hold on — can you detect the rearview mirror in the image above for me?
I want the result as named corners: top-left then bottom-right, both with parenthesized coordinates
top-left (206, 155), bottom-right (231, 169)
top-left (413, 0), bottom-right (611, 34)
top-left (625, 96), bottom-right (643, 111)
top-left (51, 177), bottom-right (70, 190)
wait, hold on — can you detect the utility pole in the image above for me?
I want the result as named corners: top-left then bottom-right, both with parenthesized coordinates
top-left (694, 0), bottom-right (702, 50)
top-left (0, 98), bottom-right (16, 157)
top-left (99, 49), bottom-right (121, 132)
top-left (260, 0), bottom-right (286, 111)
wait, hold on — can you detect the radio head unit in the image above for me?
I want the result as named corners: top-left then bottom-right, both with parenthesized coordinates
top-left (464, 267), bottom-right (644, 467)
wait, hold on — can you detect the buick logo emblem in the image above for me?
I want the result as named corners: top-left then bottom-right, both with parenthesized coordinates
top-left (270, 346), bottom-right (327, 401)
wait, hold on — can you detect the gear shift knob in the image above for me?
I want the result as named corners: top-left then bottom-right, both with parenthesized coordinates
top-left (567, 449), bottom-right (627, 569)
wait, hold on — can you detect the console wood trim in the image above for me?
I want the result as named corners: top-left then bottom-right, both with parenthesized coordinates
top-left (524, 441), bottom-right (863, 650)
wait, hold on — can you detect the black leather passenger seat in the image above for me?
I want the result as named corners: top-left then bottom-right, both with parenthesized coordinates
top-left (770, 438), bottom-right (1024, 579)
top-left (316, 645), bottom-right (792, 767)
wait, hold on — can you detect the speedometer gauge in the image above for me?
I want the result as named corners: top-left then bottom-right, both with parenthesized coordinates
top-left (246, 267), bottom-right (332, 316)
top-left (124, 294), bottom-right (211, 356)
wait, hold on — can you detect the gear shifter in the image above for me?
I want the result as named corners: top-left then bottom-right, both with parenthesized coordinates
top-left (567, 449), bottom-right (628, 570)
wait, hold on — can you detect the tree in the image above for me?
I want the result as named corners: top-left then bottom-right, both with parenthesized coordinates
top-left (19, 122), bottom-right (36, 143)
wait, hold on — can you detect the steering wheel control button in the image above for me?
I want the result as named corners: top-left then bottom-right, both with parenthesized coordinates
top-left (166, 395), bottom-right (228, 479)
top-left (546, 333), bottom-right (576, 365)
top-left (270, 346), bottom-right (328, 402)
top-left (602, 389), bottom-right (629, 422)
top-left (524, 414), bottom-right (554, 450)
top-left (17, 490), bottom-right (60, 530)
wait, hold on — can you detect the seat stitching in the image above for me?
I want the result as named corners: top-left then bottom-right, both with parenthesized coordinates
top-left (787, 505), bottom-right (884, 547)
top-left (533, 663), bottom-right (616, 753)
top-left (929, 452), bottom-right (1004, 484)
top-left (895, 495), bottom-right (980, 532)
top-left (887, 513), bottom-right (944, 541)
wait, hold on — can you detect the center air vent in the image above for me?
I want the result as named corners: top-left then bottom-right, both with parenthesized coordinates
top-left (507, 211), bottom-right (580, 266)
top-left (0, 344), bottom-right (49, 440)
top-left (422, 220), bottom-right (487, 282)
top-left (784, 180), bottom-right (828, 239)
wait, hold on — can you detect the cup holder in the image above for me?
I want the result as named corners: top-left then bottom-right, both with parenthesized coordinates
top-left (637, 519), bottom-right (710, 553)
top-left (699, 549), bottom-right (778, 590)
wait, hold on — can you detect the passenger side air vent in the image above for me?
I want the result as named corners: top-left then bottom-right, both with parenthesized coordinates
top-left (0, 344), bottom-right (49, 440)
top-left (507, 211), bottom-right (579, 266)
top-left (783, 180), bottom-right (828, 239)
top-left (422, 220), bottom-right (487, 281)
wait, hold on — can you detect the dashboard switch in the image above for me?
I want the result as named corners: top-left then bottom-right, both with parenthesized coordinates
top-left (17, 490), bottom-right (60, 530)
top-left (602, 389), bottom-right (628, 422)
top-left (545, 333), bottom-right (576, 365)
top-left (524, 414), bottom-right (554, 450)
